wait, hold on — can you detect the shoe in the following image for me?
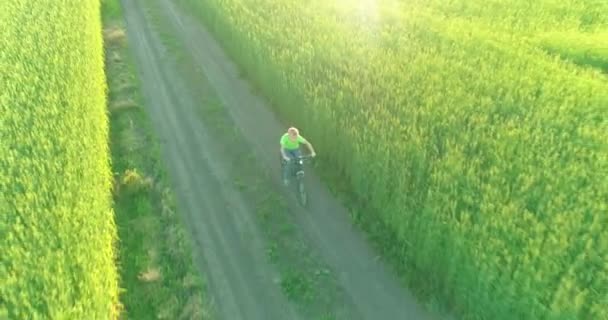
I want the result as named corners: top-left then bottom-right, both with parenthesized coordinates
top-left (283, 179), bottom-right (289, 186)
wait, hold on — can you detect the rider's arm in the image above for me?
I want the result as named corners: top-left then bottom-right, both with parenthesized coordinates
top-left (280, 146), bottom-right (289, 160)
top-left (299, 136), bottom-right (316, 156)
top-left (280, 135), bottom-right (290, 160)
top-left (305, 141), bottom-right (316, 156)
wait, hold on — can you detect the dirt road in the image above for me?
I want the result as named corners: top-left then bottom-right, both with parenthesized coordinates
top-left (120, 0), bottom-right (444, 318)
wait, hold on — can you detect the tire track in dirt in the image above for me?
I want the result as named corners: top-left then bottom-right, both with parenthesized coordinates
top-left (121, 1), bottom-right (302, 319)
top-left (154, 0), bottom-right (443, 319)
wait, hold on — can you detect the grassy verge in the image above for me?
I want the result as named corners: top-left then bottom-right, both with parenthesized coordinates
top-left (101, 0), bottom-right (212, 318)
top-left (138, 1), bottom-right (355, 319)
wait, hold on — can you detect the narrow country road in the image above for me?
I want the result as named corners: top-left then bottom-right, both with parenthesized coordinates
top-left (120, 0), bottom-right (446, 319)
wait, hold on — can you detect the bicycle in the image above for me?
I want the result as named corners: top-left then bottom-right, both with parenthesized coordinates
top-left (281, 154), bottom-right (314, 207)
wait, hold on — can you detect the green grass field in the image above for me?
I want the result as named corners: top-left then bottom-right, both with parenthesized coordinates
top-left (178, 0), bottom-right (608, 319)
top-left (1, 0), bottom-right (118, 318)
top-left (1, 0), bottom-right (211, 318)
top-left (2, 0), bottom-right (606, 319)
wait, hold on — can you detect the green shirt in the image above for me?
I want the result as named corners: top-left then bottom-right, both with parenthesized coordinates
top-left (280, 133), bottom-right (308, 150)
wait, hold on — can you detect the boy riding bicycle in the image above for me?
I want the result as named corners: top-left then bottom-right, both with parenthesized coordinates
top-left (280, 127), bottom-right (316, 186)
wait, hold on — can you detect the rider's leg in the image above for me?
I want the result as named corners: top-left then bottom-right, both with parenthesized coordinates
top-left (282, 148), bottom-right (300, 186)
top-left (288, 149), bottom-right (302, 184)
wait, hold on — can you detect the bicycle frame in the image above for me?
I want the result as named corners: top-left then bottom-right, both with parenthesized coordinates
top-left (288, 155), bottom-right (313, 179)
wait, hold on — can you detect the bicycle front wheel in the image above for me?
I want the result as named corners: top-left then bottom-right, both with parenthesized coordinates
top-left (297, 179), bottom-right (307, 207)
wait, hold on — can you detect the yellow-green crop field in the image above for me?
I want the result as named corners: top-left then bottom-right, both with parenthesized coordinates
top-left (1, 0), bottom-right (118, 318)
top-left (185, 0), bottom-right (608, 319)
